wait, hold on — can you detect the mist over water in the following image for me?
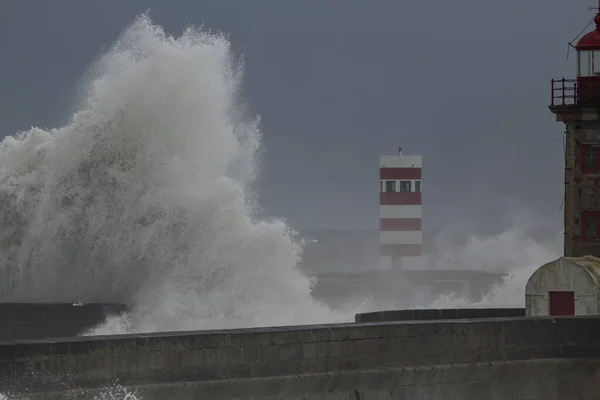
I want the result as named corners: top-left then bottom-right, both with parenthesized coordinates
top-left (0, 14), bottom-right (350, 335)
top-left (340, 220), bottom-right (562, 313)
top-left (427, 222), bottom-right (561, 308)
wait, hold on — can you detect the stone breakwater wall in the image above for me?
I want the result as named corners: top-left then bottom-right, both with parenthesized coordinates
top-left (1, 316), bottom-right (600, 399)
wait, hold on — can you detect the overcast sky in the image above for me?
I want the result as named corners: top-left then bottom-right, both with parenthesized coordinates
top-left (0, 1), bottom-right (591, 232)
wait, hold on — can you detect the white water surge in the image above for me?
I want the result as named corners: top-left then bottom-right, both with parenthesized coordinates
top-left (0, 14), bottom-right (350, 336)
top-left (427, 224), bottom-right (561, 308)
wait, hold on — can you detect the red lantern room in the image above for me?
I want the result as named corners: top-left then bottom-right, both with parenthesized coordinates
top-left (551, 6), bottom-right (600, 107)
top-left (575, 13), bottom-right (600, 104)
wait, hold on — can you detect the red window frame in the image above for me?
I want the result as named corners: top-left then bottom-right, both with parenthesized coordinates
top-left (582, 210), bottom-right (600, 241)
top-left (581, 144), bottom-right (600, 173)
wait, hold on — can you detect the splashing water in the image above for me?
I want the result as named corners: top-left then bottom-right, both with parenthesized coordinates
top-left (1, 384), bottom-right (141, 399)
top-left (0, 14), bottom-right (350, 334)
top-left (427, 223), bottom-right (562, 308)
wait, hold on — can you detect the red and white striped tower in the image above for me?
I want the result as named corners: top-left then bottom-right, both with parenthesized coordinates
top-left (379, 148), bottom-right (422, 270)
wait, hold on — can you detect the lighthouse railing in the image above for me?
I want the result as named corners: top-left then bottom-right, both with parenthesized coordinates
top-left (551, 78), bottom-right (577, 106)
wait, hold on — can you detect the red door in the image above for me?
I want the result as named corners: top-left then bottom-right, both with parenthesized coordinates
top-left (549, 291), bottom-right (575, 316)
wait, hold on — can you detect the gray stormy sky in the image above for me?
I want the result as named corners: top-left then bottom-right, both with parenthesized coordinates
top-left (0, 1), bottom-right (590, 233)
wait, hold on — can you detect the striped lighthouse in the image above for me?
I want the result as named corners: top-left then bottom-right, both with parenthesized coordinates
top-left (379, 148), bottom-right (422, 270)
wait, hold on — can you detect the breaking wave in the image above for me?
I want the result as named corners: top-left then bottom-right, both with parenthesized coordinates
top-left (0, 13), bottom-right (349, 334)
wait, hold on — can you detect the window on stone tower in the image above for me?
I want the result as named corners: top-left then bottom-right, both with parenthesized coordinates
top-left (582, 211), bottom-right (600, 241)
top-left (582, 144), bottom-right (600, 173)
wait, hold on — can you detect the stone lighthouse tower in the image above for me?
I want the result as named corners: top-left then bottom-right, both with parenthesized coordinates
top-left (550, 5), bottom-right (600, 257)
top-left (526, 4), bottom-right (600, 318)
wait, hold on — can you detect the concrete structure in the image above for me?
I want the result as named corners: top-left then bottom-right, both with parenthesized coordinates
top-left (2, 316), bottom-right (600, 399)
top-left (526, 255), bottom-right (600, 317)
top-left (355, 307), bottom-right (525, 323)
top-left (0, 303), bottom-right (126, 341)
top-left (550, 8), bottom-right (600, 258)
top-left (379, 151), bottom-right (422, 269)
